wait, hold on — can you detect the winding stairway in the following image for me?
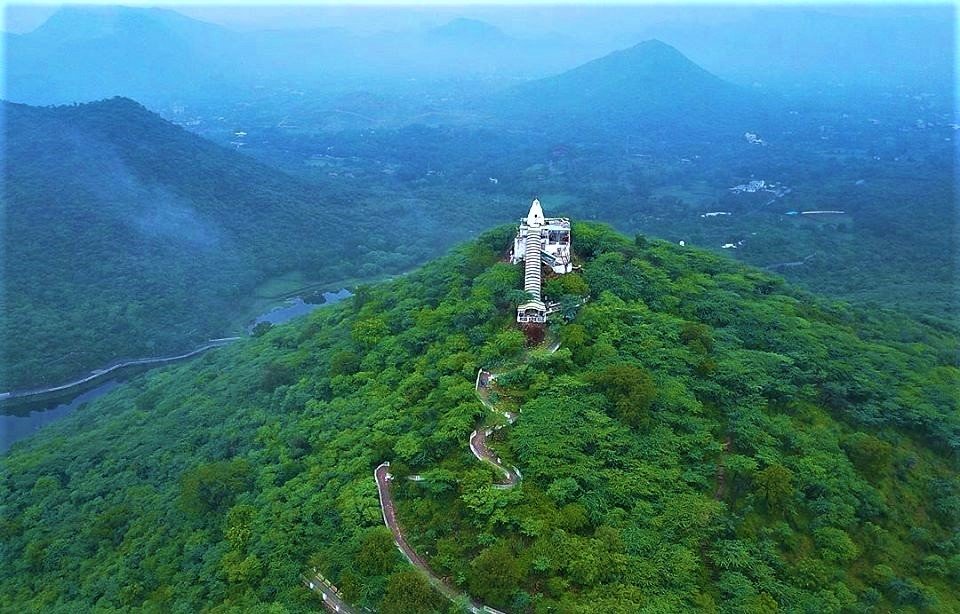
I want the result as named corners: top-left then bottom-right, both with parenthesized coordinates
top-left (308, 344), bottom-right (558, 613)
top-left (373, 365), bottom-right (520, 613)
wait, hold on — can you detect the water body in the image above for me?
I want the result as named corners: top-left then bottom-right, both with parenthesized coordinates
top-left (1, 289), bottom-right (352, 453)
top-left (249, 289), bottom-right (352, 331)
top-left (0, 380), bottom-right (121, 453)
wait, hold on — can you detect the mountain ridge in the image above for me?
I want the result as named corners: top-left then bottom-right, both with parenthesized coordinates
top-left (1, 97), bottom-right (426, 390)
top-left (32, 5), bottom-right (230, 40)
top-left (426, 17), bottom-right (511, 44)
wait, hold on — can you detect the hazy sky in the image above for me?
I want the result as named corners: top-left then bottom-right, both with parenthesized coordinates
top-left (4, 1), bottom-right (951, 35)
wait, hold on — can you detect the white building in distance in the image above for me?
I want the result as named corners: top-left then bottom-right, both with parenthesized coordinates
top-left (510, 198), bottom-right (572, 324)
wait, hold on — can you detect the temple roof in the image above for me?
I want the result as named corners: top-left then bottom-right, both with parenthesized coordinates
top-left (526, 198), bottom-right (545, 227)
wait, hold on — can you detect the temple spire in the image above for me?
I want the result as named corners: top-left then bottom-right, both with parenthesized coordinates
top-left (527, 198), bottom-right (545, 227)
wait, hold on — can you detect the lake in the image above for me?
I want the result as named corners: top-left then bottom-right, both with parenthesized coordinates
top-left (0, 380), bottom-right (122, 452)
top-left (249, 289), bottom-right (353, 330)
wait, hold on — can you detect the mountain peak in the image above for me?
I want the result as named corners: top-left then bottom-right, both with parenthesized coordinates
top-left (35, 5), bottom-right (225, 41)
top-left (536, 39), bottom-right (730, 95)
top-left (577, 38), bottom-right (708, 77)
top-left (494, 39), bottom-right (750, 135)
top-left (628, 38), bottom-right (682, 53)
top-left (88, 95), bottom-right (146, 109)
top-left (427, 17), bottom-right (509, 43)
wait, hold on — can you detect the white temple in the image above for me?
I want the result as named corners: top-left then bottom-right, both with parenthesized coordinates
top-left (510, 198), bottom-right (572, 324)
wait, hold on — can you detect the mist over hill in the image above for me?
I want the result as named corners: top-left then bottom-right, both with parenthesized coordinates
top-left (6, 4), bottom-right (953, 111)
top-left (4, 7), bottom-right (599, 107)
top-left (425, 17), bottom-right (511, 44)
top-left (1, 98), bottom-right (437, 390)
top-left (638, 7), bottom-right (955, 93)
top-left (490, 39), bottom-right (775, 138)
top-left (4, 7), bottom-right (245, 105)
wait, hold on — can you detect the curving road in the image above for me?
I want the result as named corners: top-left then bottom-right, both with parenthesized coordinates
top-left (371, 348), bottom-right (561, 612)
top-left (312, 344), bottom-right (559, 611)
top-left (469, 426), bottom-right (520, 488)
top-left (0, 337), bottom-right (241, 401)
top-left (375, 462), bottom-right (484, 613)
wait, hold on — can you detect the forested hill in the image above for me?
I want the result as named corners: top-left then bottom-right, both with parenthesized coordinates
top-left (491, 39), bottom-right (774, 136)
top-left (4, 7), bottom-right (243, 105)
top-left (2, 223), bottom-right (958, 612)
top-left (1, 97), bottom-right (428, 390)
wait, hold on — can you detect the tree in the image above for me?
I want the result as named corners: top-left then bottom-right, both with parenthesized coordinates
top-left (469, 543), bottom-right (520, 606)
top-left (753, 464), bottom-right (795, 512)
top-left (559, 503), bottom-right (590, 532)
top-left (221, 550), bottom-right (264, 584)
top-left (356, 527), bottom-right (399, 575)
top-left (261, 360), bottom-right (295, 390)
top-left (814, 527), bottom-right (859, 563)
top-left (381, 570), bottom-right (440, 614)
top-left (842, 432), bottom-right (892, 478)
top-left (329, 349), bottom-right (361, 376)
top-left (558, 295), bottom-right (583, 321)
top-left (559, 323), bottom-right (589, 353)
top-left (586, 364), bottom-right (657, 427)
top-left (543, 273), bottom-right (589, 299)
top-left (352, 317), bottom-right (390, 347)
top-left (251, 321), bottom-right (273, 337)
top-left (178, 459), bottom-right (252, 515)
top-left (224, 504), bottom-right (256, 549)
top-left (506, 289), bottom-right (535, 307)
top-left (680, 321), bottom-right (713, 353)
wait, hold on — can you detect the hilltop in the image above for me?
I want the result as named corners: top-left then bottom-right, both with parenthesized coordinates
top-left (4, 7), bottom-right (241, 105)
top-left (426, 18), bottom-right (512, 45)
top-left (1, 223), bottom-right (957, 611)
top-left (493, 39), bottom-right (773, 136)
top-left (1, 97), bottom-right (429, 389)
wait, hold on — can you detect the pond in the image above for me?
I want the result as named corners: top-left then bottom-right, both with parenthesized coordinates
top-left (248, 288), bottom-right (352, 331)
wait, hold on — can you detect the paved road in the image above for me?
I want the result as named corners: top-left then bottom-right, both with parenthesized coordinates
top-left (765, 253), bottom-right (816, 271)
top-left (302, 573), bottom-right (355, 613)
top-left (0, 338), bottom-right (241, 400)
top-left (365, 342), bottom-right (561, 613)
top-left (375, 462), bottom-right (484, 613)
top-left (469, 427), bottom-right (520, 487)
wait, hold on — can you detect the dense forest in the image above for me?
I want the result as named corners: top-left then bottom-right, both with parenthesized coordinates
top-left (2, 224), bottom-right (957, 612)
top-left (1, 98), bottom-right (449, 390)
top-left (4, 6), bottom-right (955, 613)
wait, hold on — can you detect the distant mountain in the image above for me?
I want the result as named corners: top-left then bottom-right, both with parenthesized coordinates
top-left (637, 8), bottom-right (955, 91)
top-left (0, 98), bottom-right (418, 390)
top-left (425, 18), bottom-right (512, 44)
top-left (24, 5), bottom-right (222, 42)
top-left (492, 39), bottom-right (773, 136)
top-left (5, 6), bottom-right (603, 107)
top-left (5, 6), bottom-right (243, 105)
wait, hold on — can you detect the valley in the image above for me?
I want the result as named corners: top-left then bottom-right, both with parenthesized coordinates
top-left (2, 98), bottom-right (436, 391)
